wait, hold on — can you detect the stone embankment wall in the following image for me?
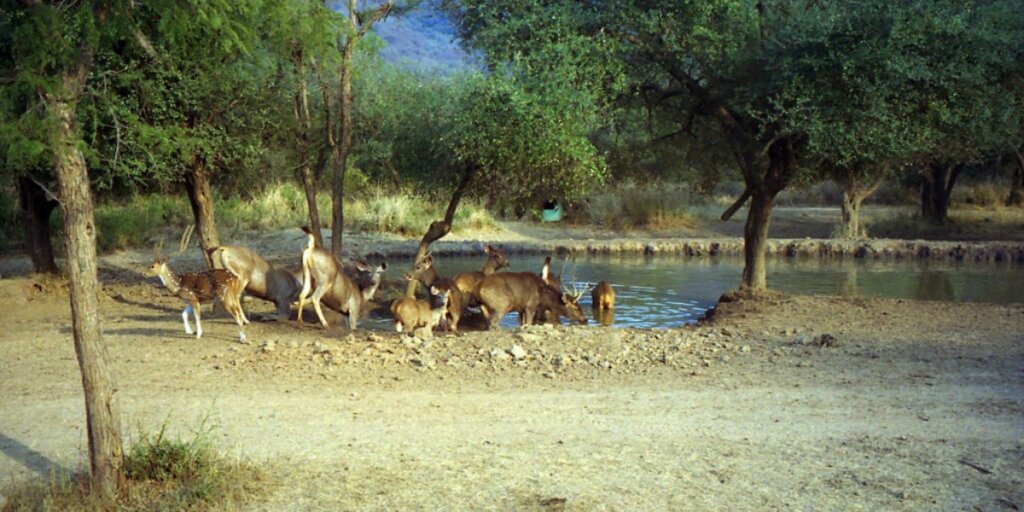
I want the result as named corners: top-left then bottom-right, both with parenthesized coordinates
top-left (362, 238), bottom-right (1024, 262)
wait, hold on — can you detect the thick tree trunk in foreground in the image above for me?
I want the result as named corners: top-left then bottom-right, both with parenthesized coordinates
top-left (48, 67), bottom-right (125, 497)
top-left (920, 162), bottom-right (959, 225)
top-left (185, 156), bottom-right (220, 267)
top-left (18, 176), bottom-right (59, 274)
top-left (295, 54), bottom-right (324, 248)
top-left (405, 168), bottom-right (474, 297)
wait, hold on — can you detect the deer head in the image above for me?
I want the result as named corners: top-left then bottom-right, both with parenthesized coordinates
top-left (144, 225), bottom-right (195, 277)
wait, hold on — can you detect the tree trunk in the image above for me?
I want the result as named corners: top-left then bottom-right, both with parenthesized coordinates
top-left (1007, 149), bottom-right (1024, 207)
top-left (47, 65), bottom-right (125, 497)
top-left (920, 162), bottom-right (959, 225)
top-left (295, 52), bottom-right (324, 248)
top-left (838, 175), bottom-right (884, 239)
top-left (17, 176), bottom-right (59, 274)
top-left (185, 155), bottom-right (220, 266)
top-left (405, 167), bottom-right (475, 297)
top-left (331, 40), bottom-right (356, 260)
top-left (740, 188), bottom-right (776, 292)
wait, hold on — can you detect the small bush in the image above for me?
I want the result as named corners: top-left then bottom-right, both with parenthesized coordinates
top-left (1, 422), bottom-right (267, 512)
top-left (952, 182), bottom-right (1006, 208)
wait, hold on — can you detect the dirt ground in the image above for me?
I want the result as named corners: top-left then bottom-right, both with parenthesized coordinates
top-left (1, 225), bottom-right (1023, 510)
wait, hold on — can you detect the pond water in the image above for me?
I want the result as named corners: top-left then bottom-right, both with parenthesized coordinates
top-left (372, 255), bottom-right (1024, 330)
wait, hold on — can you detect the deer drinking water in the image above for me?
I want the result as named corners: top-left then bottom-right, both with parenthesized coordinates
top-left (390, 286), bottom-right (450, 334)
top-left (592, 281), bottom-right (615, 309)
top-left (296, 227), bottom-right (387, 330)
top-left (144, 226), bottom-right (247, 342)
top-left (476, 271), bottom-right (589, 329)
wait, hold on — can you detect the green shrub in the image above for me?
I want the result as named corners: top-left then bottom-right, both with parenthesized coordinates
top-left (1, 421), bottom-right (267, 512)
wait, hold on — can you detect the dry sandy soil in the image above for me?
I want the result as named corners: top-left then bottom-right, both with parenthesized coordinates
top-left (1, 226), bottom-right (1023, 511)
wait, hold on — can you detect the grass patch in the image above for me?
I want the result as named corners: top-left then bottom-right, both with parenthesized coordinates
top-left (39, 183), bottom-right (500, 254)
top-left (578, 182), bottom-right (698, 230)
top-left (2, 422), bottom-right (269, 512)
top-left (868, 206), bottom-right (1024, 241)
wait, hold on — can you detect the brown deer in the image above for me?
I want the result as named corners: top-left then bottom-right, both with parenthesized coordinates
top-left (477, 272), bottom-right (588, 329)
top-left (143, 225), bottom-right (247, 342)
top-left (390, 286), bottom-right (450, 334)
top-left (208, 245), bottom-right (301, 321)
top-left (406, 253), bottom-right (465, 331)
top-left (297, 226), bottom-right (387, 330)
top-left (592, 281), bottom-right (615, 310)
top-left (452, 244), bottom-right (510, 306)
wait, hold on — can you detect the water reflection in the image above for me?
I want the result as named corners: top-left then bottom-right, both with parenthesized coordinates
top-left (915, 271), bottom-right (955, 302)
top-left (592, 308), bottom-right (615, 327)
top-left (371, 254), bottom-right (1024, 330)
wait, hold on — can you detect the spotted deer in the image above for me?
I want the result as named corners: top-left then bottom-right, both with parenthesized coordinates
top-left (144, 225), bottom-right (247, 342)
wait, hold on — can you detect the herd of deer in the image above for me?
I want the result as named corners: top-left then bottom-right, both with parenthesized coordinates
top-left (143, 226), bottom-right (616, 342)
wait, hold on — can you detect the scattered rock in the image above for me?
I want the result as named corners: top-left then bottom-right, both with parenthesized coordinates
top-left (509, 344), bottom-right (528, 361)
top-left (260, 340), bottom-right (277, 353)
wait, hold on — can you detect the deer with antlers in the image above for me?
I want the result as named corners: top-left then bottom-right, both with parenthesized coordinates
top-left (143, 225), bottom-right (247, 342)
top-left (476, 264), bottom-right (590, 329)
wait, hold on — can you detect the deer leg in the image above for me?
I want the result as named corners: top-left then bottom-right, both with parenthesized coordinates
top-left (487, 307), bottom-right (507, 330)
top-left (223, 295), bottom-right (247, 344)
top-left (347, 299), bottom-right (359, 331)
top-left (192, 301), bottom-right (203, 338)
top-left (448, 306), bottom-right (460, 332)
top-left (310, 285), bottom-right (330, 328)
top-left (182, 304), bottom-right (194, 335)
top-left (297, 271), bottom-right (313, 324)
top-left (237, 277), bottom-right (250, 324)
top-left (522, 307), bottom-right (536, 327)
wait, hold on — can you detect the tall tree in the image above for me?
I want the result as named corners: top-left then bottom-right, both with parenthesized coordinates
top-left (327, 0), bottom-right (396, 259)
top-left (5, 0), bottom-right (126, 496)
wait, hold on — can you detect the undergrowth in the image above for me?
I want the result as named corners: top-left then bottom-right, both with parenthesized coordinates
top-left (1, 420), bottom-right (268, 512)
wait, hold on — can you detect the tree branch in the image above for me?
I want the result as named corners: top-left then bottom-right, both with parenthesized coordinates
top-left (720, 187), bottom-right (751, 221)
top-left (356, 1), bottom-right (394, 38)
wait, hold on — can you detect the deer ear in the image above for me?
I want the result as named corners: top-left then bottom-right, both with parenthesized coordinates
top-left (379, 262), bottom-right (387, 271)
top-left (485, 245), bottom-right (494, 254)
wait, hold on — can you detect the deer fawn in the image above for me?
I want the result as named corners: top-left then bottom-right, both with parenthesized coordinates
top-left (592, 281), bottom-right (615, 310)
top-left (406, 253), bottom-right (464, 331)
top-left (144, 225), bottom-right (247, 343)
top-left (297, 227), bottom-right (387, 330)
top-left (390, 286), bottom-right (450, 334)
top-left (452, 245), bottom-right (510, 306)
